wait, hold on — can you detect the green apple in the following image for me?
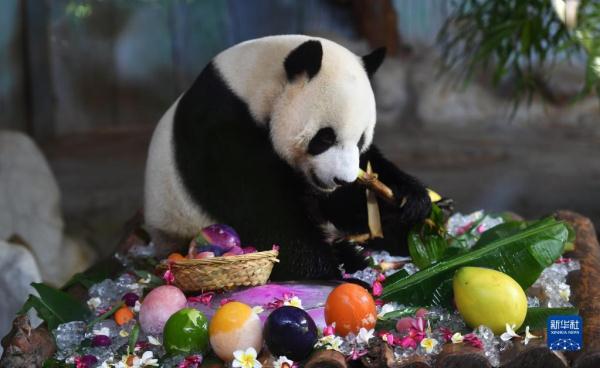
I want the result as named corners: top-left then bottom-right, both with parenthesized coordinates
top-left (163, 308), bottom-right (209, 355)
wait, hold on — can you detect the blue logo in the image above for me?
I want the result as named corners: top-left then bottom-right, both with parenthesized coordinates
top-left (547, 315), bottom-right (582, 351)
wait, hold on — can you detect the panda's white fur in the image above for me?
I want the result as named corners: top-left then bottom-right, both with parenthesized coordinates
top-left (145, 35), bottom-right (377, 239)
top-left (215, 35), bottom-right (375, 189)
top-left (145, 98), bottom-right (217, 239)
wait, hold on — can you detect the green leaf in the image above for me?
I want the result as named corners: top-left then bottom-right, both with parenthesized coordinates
top-left (383, 218), bottom-right (570, 306)
top-left (379, 307), bottom-right (421, 321)
top-left (376, 306), bottom-right (421, 331)
top-left (62, 268), bottom-right (114, 290)
top-left (408, 231), bottom-right (447, 269)
top-left (132, 269), bottom-right (164, 290)
top-left (43, 358), bottom-right (69, 368)
top-left (128, 323), bottom-right (140, 353)
top-left (408, 204), bottom-right (449, 269)
top-left (19, 283), bottom-right (89, 330)
top-left (88, 301), bottom-right (124, 328)
top-left (519, 307), bottom-right (578, 332)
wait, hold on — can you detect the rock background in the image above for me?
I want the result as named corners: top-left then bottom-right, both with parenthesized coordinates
top-left (0, 131), bottom-right (94, 343)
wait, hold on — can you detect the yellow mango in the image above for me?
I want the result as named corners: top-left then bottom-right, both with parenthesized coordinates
top-left (453, 267), bottom-right (527, 334)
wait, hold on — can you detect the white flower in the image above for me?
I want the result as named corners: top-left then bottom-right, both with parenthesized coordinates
top-left (356, 328), bottom-right (374, 345)
top-left (119, 329), bottom-right (129, 338)
top-left (377, 303), bottom-right (396, 318)
top-left (283, 296), bottom-right (303, 309)
top-left (93, 326), bottom-right (111, 336)
top-left (559, 287), bottom-right (571, 301)
top-left (252, 306), bottom-right (265, 314)
top-left (133, 300), bottom-right (142, 313)
top-left (451, 332), bottom-right (464, 344)
top-left (87, 297), bottom-right (102, 310)
top-left (420, 337), bottom-right (439, 353)
top-left (273, 356), bottom-right (294, 368)
top-left (138, 275), bottom-right (152, 284)
top-left (523, 326), bottom-right (540, 345)
top-left (147, 335), bottom-right (161, 345)
top-left (315, 335), bottom-right (344, 352)
top-left (232, 348), bottom-right (262, 368)
top-left (137, 351), bottom-right (158, 367)
top-left (500, 324), bottom-right (520, 342)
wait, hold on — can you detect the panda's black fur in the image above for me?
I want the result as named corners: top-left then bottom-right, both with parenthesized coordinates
top-left (171, 56), bottom-right (431, 281)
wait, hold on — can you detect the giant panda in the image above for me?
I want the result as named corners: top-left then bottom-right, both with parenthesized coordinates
top-left (144, 35), bottom-right (431, 280)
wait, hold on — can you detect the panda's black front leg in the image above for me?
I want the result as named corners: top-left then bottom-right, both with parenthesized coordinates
top-left (362, 145), bottom-right (432, 228)
top-left (318, 145), bottom-right (431, 262)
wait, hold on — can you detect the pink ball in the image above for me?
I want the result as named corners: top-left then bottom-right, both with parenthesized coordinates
top-left (139, 285), bottom-right (187, 334)
top-left (395, 317), bottom-right (414, 333)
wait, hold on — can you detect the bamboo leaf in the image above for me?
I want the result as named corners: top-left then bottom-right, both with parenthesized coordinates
top-left (19, 283), bottom-right (89, 330)
top-left (520, 307), bottom-right (578, 332)
top-left (383, 218), bottom-right (570, 306)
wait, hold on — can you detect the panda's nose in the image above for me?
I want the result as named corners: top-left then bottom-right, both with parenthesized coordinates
top-left (333, 177), bottom-right (351, 186)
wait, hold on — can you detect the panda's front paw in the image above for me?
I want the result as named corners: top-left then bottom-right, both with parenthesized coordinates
top-left (391, 185), bottom-right (432, 225)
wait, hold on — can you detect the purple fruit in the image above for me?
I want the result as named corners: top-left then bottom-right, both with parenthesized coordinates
top-left (201, 224), bottom-right (241, 249)
top-left (122, 292), bottom-right (140, 307)
top-left (225, 246), bottom-right (244, 256)
top-left (91, 335), bottom-right (112, 347)
top-left (264, 306), bottom-right (318, 361)
top-left (196, 245), bottom-right (226, 256)
top-left (77, 355), bottom-right (98, 367)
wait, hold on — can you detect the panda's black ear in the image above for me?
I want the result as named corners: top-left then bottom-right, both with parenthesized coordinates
top-left (284, 40), bottom-right (323, 82)
top-left (362, 47), bottom-right (386, 77)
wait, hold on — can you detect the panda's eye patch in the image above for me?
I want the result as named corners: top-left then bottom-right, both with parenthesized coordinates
top-left (357, 133), bottom-right (366, 151)
top-left (308, 127), bottom-right (336, 155)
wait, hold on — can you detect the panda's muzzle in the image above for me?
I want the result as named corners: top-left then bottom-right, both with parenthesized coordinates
top-left (309, 170), bottom-right (337, 192)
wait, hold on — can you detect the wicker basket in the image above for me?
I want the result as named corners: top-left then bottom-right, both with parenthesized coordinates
top-left (156, 250), bottom-right (279, 292)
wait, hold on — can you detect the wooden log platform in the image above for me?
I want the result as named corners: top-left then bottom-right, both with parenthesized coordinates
top-left (1, 211), bottom-right (599, 367)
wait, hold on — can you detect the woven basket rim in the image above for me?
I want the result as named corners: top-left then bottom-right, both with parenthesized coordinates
top-left (157, 249), bottom-right (279, 269)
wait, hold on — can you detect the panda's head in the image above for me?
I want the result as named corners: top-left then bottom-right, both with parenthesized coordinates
top-left (269, 39), bottom-right (386, 192)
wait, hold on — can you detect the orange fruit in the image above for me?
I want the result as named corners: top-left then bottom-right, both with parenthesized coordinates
top-left (324, 283), bottom-right (377, 336)
top-left (168, 253), bottom-right (186, 262)
top-left (114, 306), bottom-right (135, 325)
top-left (209, 302), bottom-right (262, 361)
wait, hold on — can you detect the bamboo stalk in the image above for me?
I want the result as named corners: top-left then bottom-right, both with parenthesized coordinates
top-left (366, 162), bottom-right (384, 239)
top-left (356, 168), bottom-right (396, 204)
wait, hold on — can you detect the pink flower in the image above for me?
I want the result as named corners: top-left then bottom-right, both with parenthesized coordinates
top-left (179, 354), bottom-right (203, 368)
top-left (395, 316), bottom-right (426, 348)
top-left (439, 327), bottom-right (453, 342)
top-left (415, 308), bottom-right (428, 318)
top-left (220, 298), bottom-right (235, 306)
top-left (376, 273), bottom-right (386, 282)
top-left (555, 257), bottom-right (571, 264)
top-left (187, 292), bottom-right (214, 305)
top-left (476, 224), bottom-right (486, 233)
top-left (346, 348), bottom-right (368, 361)
top-left (372, 281), bottom-right (383, 297)
top-left (396, 317), bottom-right (414, 333)
top-left (135, 341), bottom-right (151, 351)
top-left (323, 323), bottom-right (336, 336)
top-left (464, 333), bottom-right (483, 349)
top-left (75, 355), bottom-right (97, 368)
top-left (378, 331), bottom-right (395, 345)
top-left (342, 273), bottom-right (352, 279)
top-left (272, 244), bottom-right (280, 251)
top-left (455, 222), bottom-right (473, 236)
top-left (265, 293), bottom-right (296, 310)
top-left (163, 268), bottom-right (175, 285)
top-left (374, 299), bottom-right (384, 307)
top-left (397, 336), bottom-right (417, 349)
